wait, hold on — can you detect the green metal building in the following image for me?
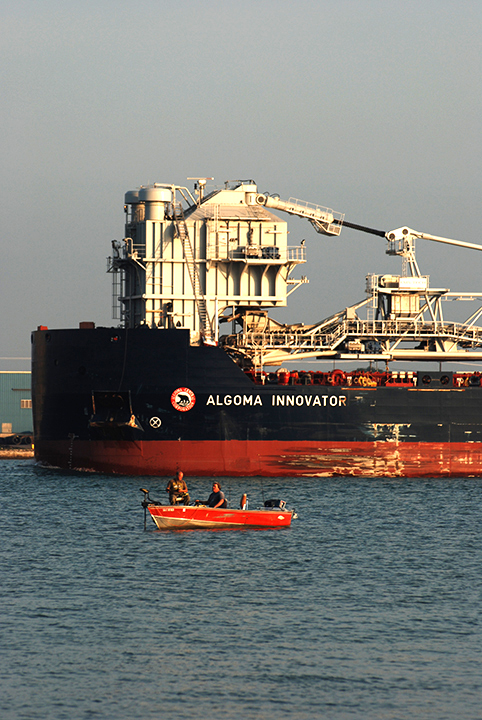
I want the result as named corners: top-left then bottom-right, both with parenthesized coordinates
top-left (0, 371), bottom-right (33, 441)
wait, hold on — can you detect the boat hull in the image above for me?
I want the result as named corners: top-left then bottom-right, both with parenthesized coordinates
top-left (31, 327), bottom-right (482, 478)
top-left (34, 438), bottom-right (482, 477)
top-left (147, 504), bottom-right (293, 529)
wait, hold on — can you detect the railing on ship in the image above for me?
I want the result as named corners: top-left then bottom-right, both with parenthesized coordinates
top-left (124, 237), bottom-right (146, 258)
top-left (225, 318), bottom-right (482, 352)
top-left (205, 244), bottom-right (306, 263)
top-left (123, 235), bottom-right (306, 265)
top-left (242, 368), bottom-right (482, 389)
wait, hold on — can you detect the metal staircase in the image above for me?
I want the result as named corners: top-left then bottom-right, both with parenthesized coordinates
top-left (172, 202), bottom-right (213, 342)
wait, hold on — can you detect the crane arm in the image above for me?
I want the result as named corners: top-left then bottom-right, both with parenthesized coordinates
top-left (255, 192), bottom-right (386, 238)
top-left (254, 192), bottom-right (479, 252)
top-left (387, 227), bottom-right (482, 252)
top-left (254, 193), bottom-right (345, 236)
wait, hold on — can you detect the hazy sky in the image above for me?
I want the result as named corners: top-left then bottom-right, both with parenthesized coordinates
top-left (1, 0), bottom-right (481, 368)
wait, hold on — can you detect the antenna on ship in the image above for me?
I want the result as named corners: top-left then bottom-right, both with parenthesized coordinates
top-left (187, 177), bottom-right (214, 203)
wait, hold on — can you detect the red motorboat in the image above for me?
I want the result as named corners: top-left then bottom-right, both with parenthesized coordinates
top-left (140, 489), bottom-right (296, 529)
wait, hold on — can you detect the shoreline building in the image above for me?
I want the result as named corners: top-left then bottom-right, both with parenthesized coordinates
top-left (0, 371), bottom-right (33, 444)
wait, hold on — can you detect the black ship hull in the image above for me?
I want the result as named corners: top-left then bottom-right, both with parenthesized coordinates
top-left (31, 327), bottom-right (482, 477)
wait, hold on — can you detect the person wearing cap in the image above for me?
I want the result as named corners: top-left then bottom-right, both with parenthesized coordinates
top-left (166, 470), bottom-right (190, 505)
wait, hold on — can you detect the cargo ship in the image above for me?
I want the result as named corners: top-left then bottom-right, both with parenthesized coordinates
top-left (31, 178), bottom-right (482, 476)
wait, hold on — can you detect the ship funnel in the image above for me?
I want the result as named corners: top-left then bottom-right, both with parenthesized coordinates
top-left (139, 186), bottom-right (172, 221)
top-left (124, 190), bottom-right (140, 205)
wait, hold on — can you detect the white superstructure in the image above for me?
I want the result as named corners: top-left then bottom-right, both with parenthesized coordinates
top-left (110, 180), bottom-right (318, 343)
top-left (109, 178), bottom-right (482, 368)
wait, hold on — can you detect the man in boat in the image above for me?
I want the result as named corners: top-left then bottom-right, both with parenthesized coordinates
top-left (206, 482), bottom-right (227, 509)
top-left (166, 470), bottom-right (190, 505)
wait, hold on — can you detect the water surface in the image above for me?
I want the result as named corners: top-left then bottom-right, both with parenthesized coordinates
top-left (1, 460), bottom-right (480, 719)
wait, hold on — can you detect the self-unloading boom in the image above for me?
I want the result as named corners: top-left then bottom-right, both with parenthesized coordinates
top-left (254, 193), bottom-right (344, 236)
top-left (228, 186), bottom-right (482, 366)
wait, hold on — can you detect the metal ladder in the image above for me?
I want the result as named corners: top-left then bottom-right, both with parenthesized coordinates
top-left (172, 202), bottom-right (212, 341)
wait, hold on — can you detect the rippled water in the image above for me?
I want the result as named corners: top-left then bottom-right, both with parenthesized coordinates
top-left (0, 459), bottom-right (480, 719)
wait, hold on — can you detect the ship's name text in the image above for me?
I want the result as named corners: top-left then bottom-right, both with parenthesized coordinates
top-left (206, 394), bottom-right (347, 407)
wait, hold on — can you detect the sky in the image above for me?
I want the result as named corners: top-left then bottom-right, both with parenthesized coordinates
top-left (1, 0), bottom-right (481, 369)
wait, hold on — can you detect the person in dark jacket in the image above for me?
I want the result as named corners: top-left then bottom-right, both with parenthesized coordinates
top-left (166, 470), bottom-right (190, 505)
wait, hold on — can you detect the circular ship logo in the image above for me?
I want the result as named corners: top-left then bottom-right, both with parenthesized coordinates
top-left (171, 387), bottom-right (196, 412)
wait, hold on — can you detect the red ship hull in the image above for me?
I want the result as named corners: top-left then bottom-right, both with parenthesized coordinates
top-left (35, 438), bottom-right (482, 477)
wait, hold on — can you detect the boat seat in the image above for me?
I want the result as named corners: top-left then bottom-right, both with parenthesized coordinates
top-left (264, 498), bottom-right (286, 510)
